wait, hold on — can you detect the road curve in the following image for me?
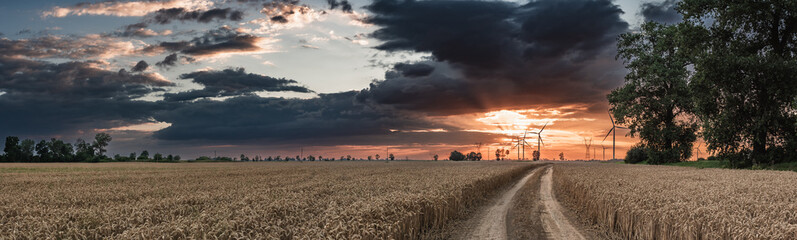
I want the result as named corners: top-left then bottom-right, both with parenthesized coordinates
top-left (468, 167), bottom-right (544, 240)
top-left (540, 166), bottom-right (586, 240)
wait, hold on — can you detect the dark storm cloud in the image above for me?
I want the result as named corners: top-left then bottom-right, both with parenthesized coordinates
top-left (156, 53), bottom-right (179, 67)
top-left (391, 62), bottom-right (434, 77)
top-left (640, 0), bottom-right (681, 24)
top-left (131, 60), bottom-right (149, 72)
top-left (328, 0), bottom-right (353, 13)
top-left (149, 7), bottom-right (245, 24)
top-left (270, 15), bottom-right (288, 23)
top-left (520, 0), bottom-right (629, 60)
top-left (116, 7), bottom-right (244, 38)
top-left (358, 0), bottom-right (629, 114)
top-left (163, 68), bottom-right (312, 101)
top-left (144, 27), bottom-right (263, 57)
top-left (153, 91), bottom-right (451, 141)
top-left (364, 0), bottom-right (519, 68)
top-left (0, 56), bottom-right (174, 136)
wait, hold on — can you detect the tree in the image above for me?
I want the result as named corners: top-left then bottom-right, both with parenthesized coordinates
top-left (174, 155), bottom-right (181, 161)
top-left (375, 154), bottom-right (380, 160)
top-left (20, 139), bottom-right (35, 162)
top-left (532, 150), bottom-right (540, 161)
top-left (49, 138), bottom-right (74, 162)
top-left (153, 153), bottom-right (163, 161)
top-left (367, 155), bottom-right (372, 161)
top-left (679, 0), bottom-right (797, 167)
top-left (559, 152), bottom-right (564, 161)
top-left (92, 133), bottom-right (112, 157)
top-left (609, 22), bottom-right (697, 164)
top-left (495, 149), bottom-right (502, 161)
top-left (167, 154), bottom-right (174, 161)
top-left (36, 140), bottom-right (51, 161)
top-left (129, 152), bottom-right (137, 161)
top-left (138, 150), bottom-right (149, 160)
top-left (388, 153), bottom-right (395, 161)
top-left (433, 154), bottom-right (439, 161)
top-left (75, 138), bottom-right (95, 162)
top-left (449, 151), bottom-right (466, 161)
top-left (3, 136), bottom-right (21, 161)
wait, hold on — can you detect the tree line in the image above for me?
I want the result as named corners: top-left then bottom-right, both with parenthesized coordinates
top-left (610, 0), bottom-right (797, 168)
top-left (1, 134), bottom-right (180, 162)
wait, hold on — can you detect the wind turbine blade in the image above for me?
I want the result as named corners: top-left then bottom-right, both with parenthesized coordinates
top-left (540, 121), bottom-right (549, 133)
top-left (540, 137), bottom-right (545, 147)
top-left (616, 126), bottom-right (630, 129)
top-left (602, 127), bottom-right (614, 142)
top-left (608, 111), bottom-right (614, 125)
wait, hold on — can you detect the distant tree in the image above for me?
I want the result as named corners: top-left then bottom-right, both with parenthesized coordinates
top-left (153, 153), bottom-right (163, 161)
top-left (610, 22), bottom-right (697, 164)
top-left (346, 155), bottom-right (352, 160)
top-left (167, 154), bottom-right (174, 161)
top-left (533, 150), bottom-right (540, 161)
top-left (295, 155), bottom-right (300, 161)
top-left (3, 136), bottom-right (21, 161)
top-left (92, 133), bottom-right (112, 157)
top-left (388, 153), bottom-right (395, 161)
top-left (138, 150), bottom-right (150, 160)
top-left (495, 149), bottom-right (502, 161)
top-left (307, 155), bottom-right (316, 161)
top-left (20, 139), bottom-right (35, 162)
top-left (559, 152), bottom-right (564, 161)
top-left (449, 151), bottom-right (466, 161)
top-left (35, 140), bottom-right (51, 161)
top-left (129, 152), bottom-right (137, 161)
top-left (367, 156), bottom-right (372, 161)
top-left (433, 154), bottom-right (439, 161)
top-left (680, 0), bottom-right (797, 167)
top-left (74, 138), bottom-right (95, 162)
top-left (48, 138), bottom-right (74, 162)
top-left (375, 154), bottom-right (380, 160)
top-left (113, 154), bottom-right (123, 161)
top-left (267, 156), bottom-right (273, 161)
top-left (174, 155), bottom-right (181, 161)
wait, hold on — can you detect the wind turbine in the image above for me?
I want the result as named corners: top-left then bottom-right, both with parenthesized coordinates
top-left (602, 111), bottom-right (629, 160)
top-left (526, 122), bottom-right (549, 161)
top-left (601, 144), bottom-right (609, 160)
top-left (584, 137), bottom-right (592, 160)
top-left (510, 136), bottom-right (532, 160)
top-left (695, 142), bottom-right (703, 161)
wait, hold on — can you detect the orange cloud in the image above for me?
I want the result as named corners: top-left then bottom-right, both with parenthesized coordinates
top-left (43, 0), bottom-right (215, 18)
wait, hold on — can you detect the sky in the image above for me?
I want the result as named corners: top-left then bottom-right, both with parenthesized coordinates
top-left (0, 0), bottom-right (689, 160)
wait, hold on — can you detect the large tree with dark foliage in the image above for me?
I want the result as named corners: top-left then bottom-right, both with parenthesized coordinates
top-left (609, 22), bottom-right (698, 164)
top-left (680, 0), bottom-right (797, 167)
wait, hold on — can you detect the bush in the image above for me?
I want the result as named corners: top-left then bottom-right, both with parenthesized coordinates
top-left (625, 145), bottom-right (648, 164)
top-left (449, 151), bottom-right (466, 161)
top-left (647, 148), bottom-right (681, 165)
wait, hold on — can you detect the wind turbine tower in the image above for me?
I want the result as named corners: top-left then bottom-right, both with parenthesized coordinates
top-left (603, 111), bottom-right (629, 160)
top-left (584, 137), bottom-right (592, 160)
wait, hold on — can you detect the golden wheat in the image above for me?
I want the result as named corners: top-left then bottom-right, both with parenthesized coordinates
top-left (552, 162), bottom-right (797, 240)
top-left (0, 161), bottom-right (536, 239)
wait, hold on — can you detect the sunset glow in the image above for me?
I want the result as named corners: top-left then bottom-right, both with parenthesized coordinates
top-left (0, 0), bottom-right (685, 161)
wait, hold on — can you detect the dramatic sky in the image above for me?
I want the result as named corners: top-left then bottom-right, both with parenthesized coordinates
top-left (0, 0), bottom-right (686, 160)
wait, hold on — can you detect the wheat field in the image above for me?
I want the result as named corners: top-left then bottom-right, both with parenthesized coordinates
top-left (553, 162), bottom-right (797, 240)
top-left (0, 161), bottom-right (536, 239)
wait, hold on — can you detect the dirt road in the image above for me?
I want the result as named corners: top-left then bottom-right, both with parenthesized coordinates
top-left (539, 166), bottom-right (586, 240)
top-left (463, 165), bottom-right (585, 240)
top-left (465, 167), bottom-right (543, 240)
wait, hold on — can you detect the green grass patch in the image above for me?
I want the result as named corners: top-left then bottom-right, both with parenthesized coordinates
top-left (767, 162), bottom-right (797, 172)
